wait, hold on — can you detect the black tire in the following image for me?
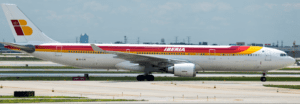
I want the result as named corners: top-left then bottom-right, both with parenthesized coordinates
top-left (260, 77), bottom-right (266, 82)
top-left (146, 75), bottom-right (154, 81)
top-left (136, 75), bottom-right (145, 81)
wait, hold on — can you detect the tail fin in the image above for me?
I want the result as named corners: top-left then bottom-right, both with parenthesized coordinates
top-left (1, 4), bottom-right (57, 43)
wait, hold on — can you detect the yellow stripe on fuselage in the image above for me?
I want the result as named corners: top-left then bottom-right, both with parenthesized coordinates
top-left (238, 46), bottom-right (263, 54)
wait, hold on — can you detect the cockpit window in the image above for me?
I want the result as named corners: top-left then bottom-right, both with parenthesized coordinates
top-left (280, 53), bottom-right (287, 57)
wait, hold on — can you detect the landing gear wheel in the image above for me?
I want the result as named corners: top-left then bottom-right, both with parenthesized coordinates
top-left (260, 77), bottom-right (267, 82)
top-left (136, 75), bottom-right (145, 81)
top-left (145, 75), bottom-right (154, 81)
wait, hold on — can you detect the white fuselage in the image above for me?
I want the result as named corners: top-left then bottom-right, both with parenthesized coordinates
top-left (27, 45), bottom-right (295, 72)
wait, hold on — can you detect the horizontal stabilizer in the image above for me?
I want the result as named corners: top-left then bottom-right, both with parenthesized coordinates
top-left (0, 42), bottom-right (35, 53)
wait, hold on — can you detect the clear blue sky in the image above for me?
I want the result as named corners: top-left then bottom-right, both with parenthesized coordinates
top-left (0, 0), bottom-right (299, 46)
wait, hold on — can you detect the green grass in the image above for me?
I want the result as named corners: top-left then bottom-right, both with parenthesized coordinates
top-left (280, 68), bottom-right (300, 70)
top-left (0, 57), bottom-right (42, 61)
top-left (1, 77), bottom-right (300, 81)
top-left (0, 66), bottom-right (79, 69)
top-left (263, 84), bottom-right (300, 89)
top-left (0, 96), bottom-right (86, 98)
top-left (0, 99), bottom-right (137, 103)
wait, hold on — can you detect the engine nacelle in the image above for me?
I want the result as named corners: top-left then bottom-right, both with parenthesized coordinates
top-left (167, 63), bottom-right (196, 77)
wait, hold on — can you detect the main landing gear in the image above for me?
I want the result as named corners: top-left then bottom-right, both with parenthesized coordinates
top-left (136, 75), bottom-right (154, 81)
top-left (260, 72), bottom-right (267, 82)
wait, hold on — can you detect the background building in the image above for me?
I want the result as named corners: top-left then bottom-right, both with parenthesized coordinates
top-left (80, 33), bottom-right (89, 43)
top-left (160, 38), bottom-right (166, 45)
top-left (236, 42), bottom-right (245, 46)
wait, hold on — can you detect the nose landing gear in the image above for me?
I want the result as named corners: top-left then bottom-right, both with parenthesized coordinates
top-left (260, 72), bottom-right (267, 82)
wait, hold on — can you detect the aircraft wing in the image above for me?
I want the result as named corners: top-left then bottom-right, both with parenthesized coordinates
top-left (90, 44), bottom-right (187, 67)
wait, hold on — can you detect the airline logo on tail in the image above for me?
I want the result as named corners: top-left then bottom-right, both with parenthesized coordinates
top-left (11, 19), bottom-right (33, 36)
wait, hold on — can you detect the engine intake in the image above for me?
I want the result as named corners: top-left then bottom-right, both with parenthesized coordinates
top-left (167, 63), bottom-right (196, 77)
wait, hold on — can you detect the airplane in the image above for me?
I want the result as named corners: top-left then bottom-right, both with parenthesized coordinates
top-left (0, 4), bottom-right (295, 82)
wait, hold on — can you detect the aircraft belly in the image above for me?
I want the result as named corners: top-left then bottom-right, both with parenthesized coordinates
top-left (197, 56), bottom-right (263, 71)
top-left (31, 52), bottom-right (123, 69)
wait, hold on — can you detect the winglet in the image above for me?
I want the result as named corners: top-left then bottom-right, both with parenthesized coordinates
top-left (90, 44), bottom-right (105, 52)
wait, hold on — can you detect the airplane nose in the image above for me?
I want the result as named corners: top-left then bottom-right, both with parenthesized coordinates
top-left (289, 57), bottom-right (296, 65)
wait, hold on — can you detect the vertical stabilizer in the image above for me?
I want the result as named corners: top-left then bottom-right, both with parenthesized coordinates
top-left (1, 4), bottom-right (57, 43)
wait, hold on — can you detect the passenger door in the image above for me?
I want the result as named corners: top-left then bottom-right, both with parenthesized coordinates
top-left (55, 46), bottom-right (62, 56)
top-left (209, 49), bottom-right (216, 60)
top-left (265, 50), bottom-right (271, 61)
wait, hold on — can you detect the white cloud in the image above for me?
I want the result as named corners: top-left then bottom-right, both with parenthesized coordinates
top-left (265, 3), bottom-right (277, 9)
top-left (110, 6), bottom-right (131, 14)
top-left (151, 19), bottom-right (169, 25)
top-left (46, 10), bottom-right (63, 20)
top-left (191, 2), bottom-right (232, 12)
top-left (294, 3), bottom-right (300, 9)
top-left (212, 17), bottom-right (229, 26)
top-left (142, 28), bottom-right (148, 31)
top-left (132, 0), bottom-right (142, 2)
top-left (206, 25), bottom-right (219, 30)
top-left (220, 22), bottom-right (230, 26)
top-left (83, 1), bottom-right (108, 11)
top-left (118, 6), bottom-right (130, 12)
top-left (282, 3), bottom-right (300, 11)
top-left (34, 9), bottom-right (41, 12)
top-left (81, 13), bottom-right (95, 22)
top-left (46, 10), bottom-right (98, 23)
top-left (158, 2), bottom-right (182, 11)
top-left (191, 2), bottom-right (215, 12)
top-left (217, 2), bottom-right (232, 11)
top-left (212, 17), bottom-right (226, 21)
top-left (150, 2), bottom-right (182, 15)
top-left (64, 7), bottom-right (73, 12)
top-left (140, 3), bottom-right (147, 8)
top-left (244, 4), bottom-right (261, 12)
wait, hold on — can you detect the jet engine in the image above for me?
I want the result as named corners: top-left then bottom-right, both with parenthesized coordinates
top-left (167, 63), bottom-right (196, 77)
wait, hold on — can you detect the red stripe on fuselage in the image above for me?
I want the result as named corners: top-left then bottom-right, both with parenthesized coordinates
top-left (33, 45), bottom-right (250, 53)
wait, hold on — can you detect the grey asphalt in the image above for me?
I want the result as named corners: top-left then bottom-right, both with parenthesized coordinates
top-left (1, 81), bottom-right (300, 103)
